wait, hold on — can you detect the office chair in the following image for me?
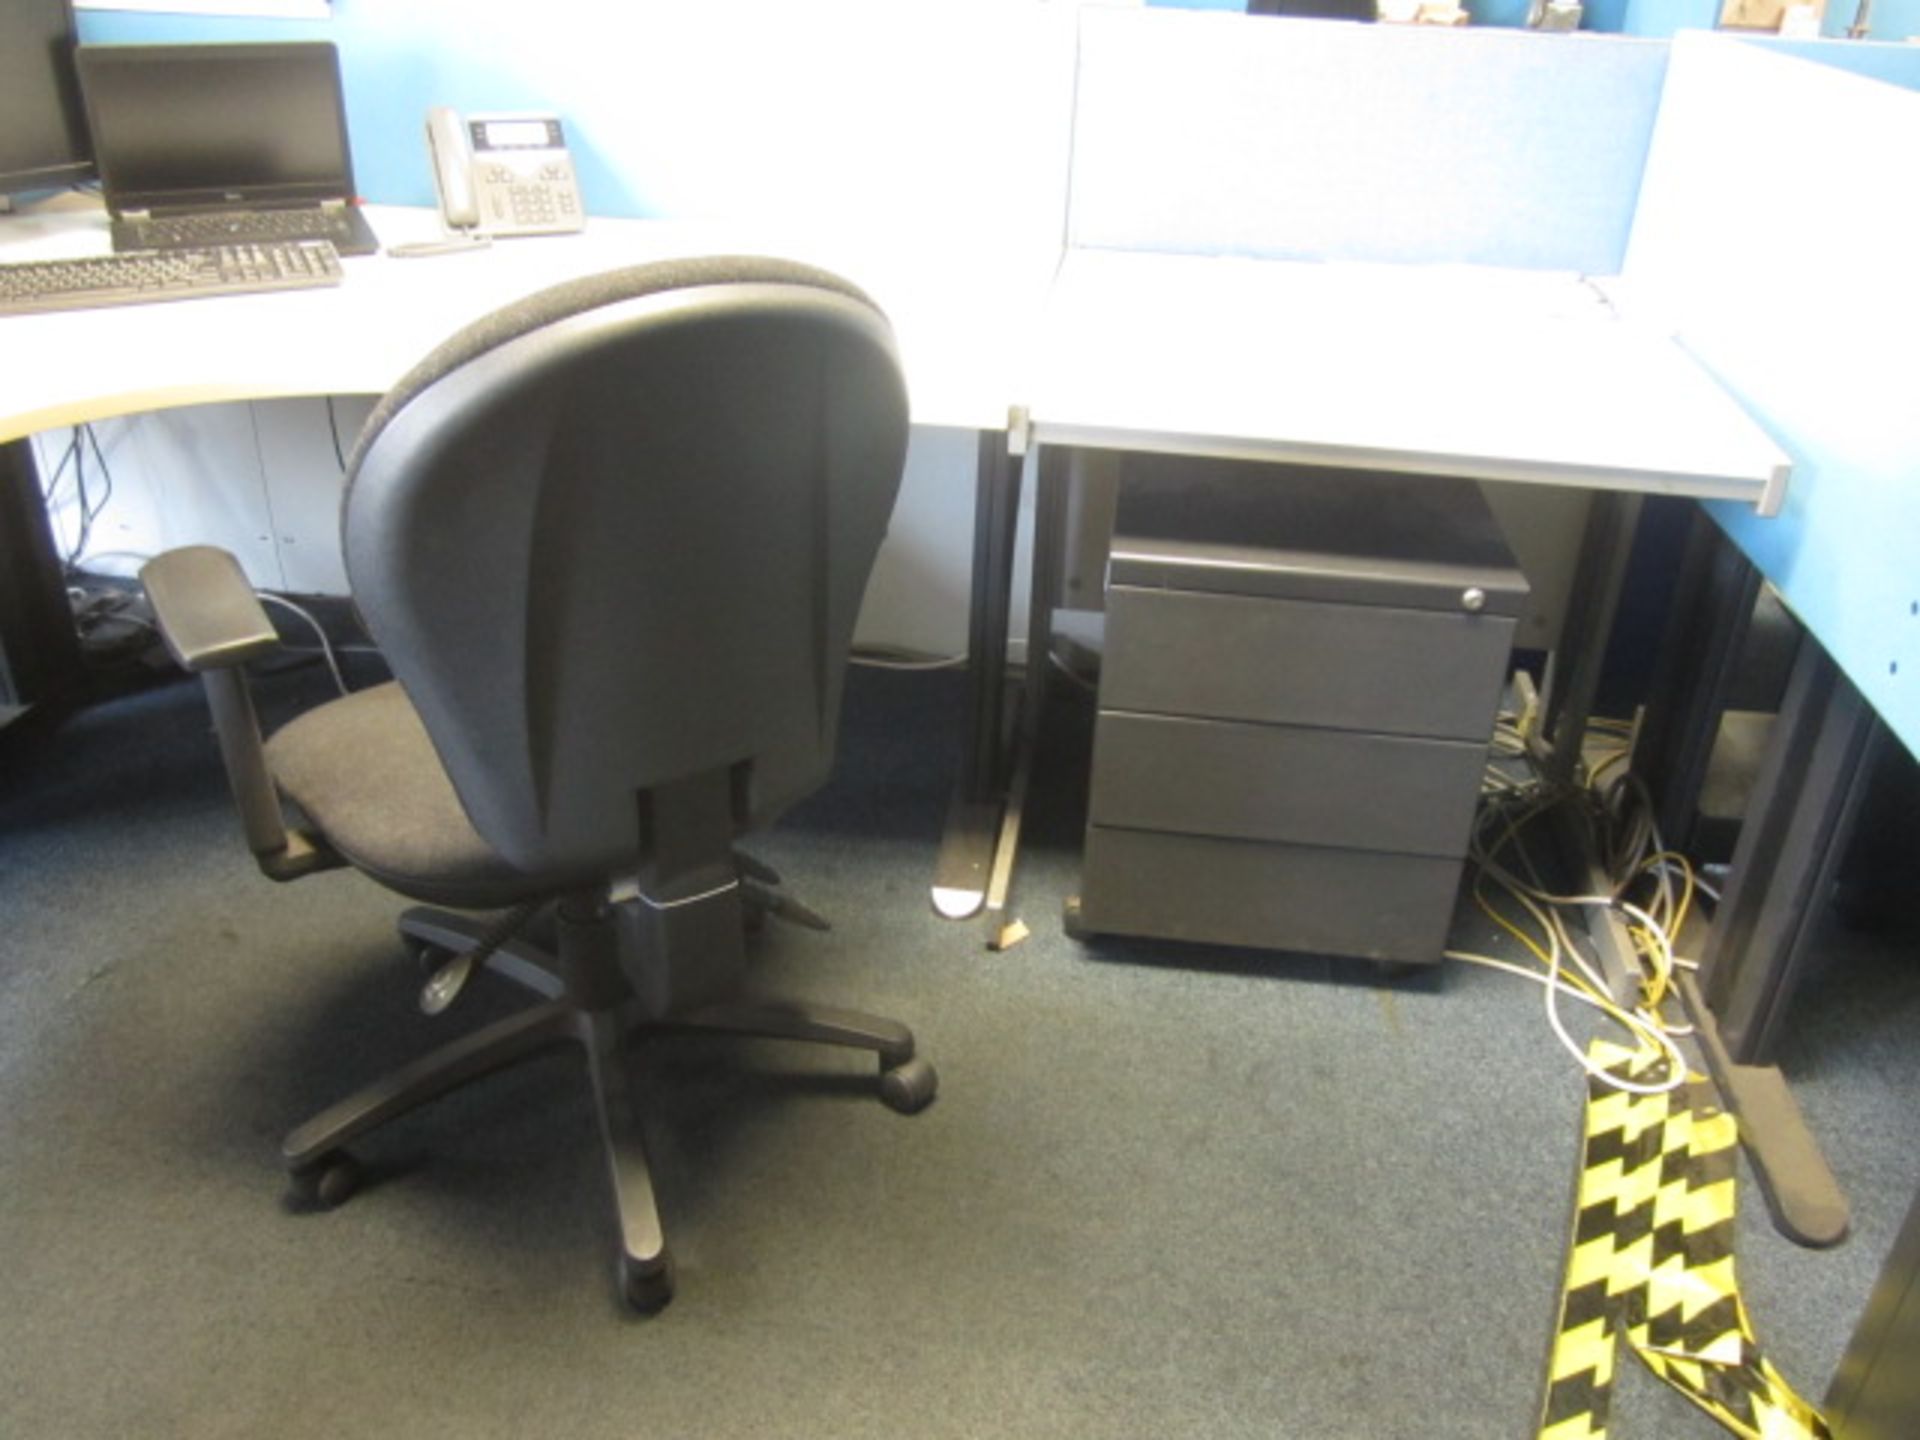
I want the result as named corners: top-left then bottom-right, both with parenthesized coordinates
top-left (139, 256), bottom-right (935, 1311)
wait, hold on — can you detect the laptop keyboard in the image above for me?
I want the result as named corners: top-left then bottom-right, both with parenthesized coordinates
top-left (127, 210), bottom-right (356, 250)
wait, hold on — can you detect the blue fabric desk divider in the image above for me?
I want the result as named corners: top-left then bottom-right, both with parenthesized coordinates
top-left (77, 3), bottom-right (1676, 278)
top-left (1762, 32), bottom-right (1920, 89)
top-left (1622, 34), bottom-right (1920, 758)
top-left (1066, 8), bottom-right (1668, 273)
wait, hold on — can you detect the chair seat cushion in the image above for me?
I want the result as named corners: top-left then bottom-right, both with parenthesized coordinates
top-left (264, 681), bottom-right (564, 908)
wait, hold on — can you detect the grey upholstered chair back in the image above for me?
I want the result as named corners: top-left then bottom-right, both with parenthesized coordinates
top-left (341, 257), bottom-right (910, 878)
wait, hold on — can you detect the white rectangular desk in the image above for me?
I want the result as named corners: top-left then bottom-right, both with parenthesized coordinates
top-left (932, 246), bottom-right (1792, 934)
top-left (1027, 250), bottom-right (1788, 511)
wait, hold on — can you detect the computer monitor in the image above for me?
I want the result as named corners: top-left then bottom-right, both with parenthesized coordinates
top-left (1246, 0), bottom-right (1377, 19)
top-left (0, 0), bottom-right (93, 203)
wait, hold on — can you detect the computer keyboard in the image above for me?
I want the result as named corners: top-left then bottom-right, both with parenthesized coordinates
top-left (123, 210), bottom-right (358, 251)
top-left (0, 240), bottom-right (343, 316)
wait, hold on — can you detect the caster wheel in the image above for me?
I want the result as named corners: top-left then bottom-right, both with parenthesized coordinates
top-left (1062, 897), bottom-right (1090, 942)
top-left (290, 1150), bottom-right (362, 1209)
top-left (879, 1055), bottom-right (938, 1114)
top-left (619, 1252), bottom-right (675, 1313)
top-left (402, 937), bottom-right (450, 975)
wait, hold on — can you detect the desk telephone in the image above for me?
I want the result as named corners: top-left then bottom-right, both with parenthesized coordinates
top-left (426, 106), bottom-right (585, 238)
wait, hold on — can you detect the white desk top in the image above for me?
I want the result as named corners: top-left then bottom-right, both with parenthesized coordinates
top-left (0, 199), bottom-right (1034, 443)
top-left (5, 208), bottom-right (1793, 520)
top-left (1027, 249), bottom-right (1792, 514)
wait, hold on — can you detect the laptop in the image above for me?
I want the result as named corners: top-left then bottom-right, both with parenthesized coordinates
top-left (77, 41), bottom-right (380, 257)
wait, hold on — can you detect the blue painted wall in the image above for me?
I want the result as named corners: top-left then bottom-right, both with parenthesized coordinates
top-left (72, 1), bottom-right (1077, 240)
top-left (1763, 33), bottom-right (1920, 79)
top-left (1615, 0), bottom-right (1720, 34)
top-left (1150, 0), bottom-right (1917, 33)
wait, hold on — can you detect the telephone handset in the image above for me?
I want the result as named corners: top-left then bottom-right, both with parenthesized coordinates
top-left (425, 106), bottom-right (585, 238)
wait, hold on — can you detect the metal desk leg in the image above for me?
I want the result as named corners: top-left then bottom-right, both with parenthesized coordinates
top-left (1678, 629), bottom-right (1867, 1249)
top-left (974, 444), bottom-right (1069, 946)
top-left (1539, 490), bottom-right (1641, 786)
top-left (1828, 1185), bottom-right (1920, 1437)
top-left (1538, 489), bottom-right (1646, 1006)
top-left (1, 437), bottom-right (83, 728)
top-left (1601, 513), bottom-right (1850, 1247)
top-left (1700, 632), bottom-right (1882, 1062)
top-left (1630, 508), bottom-right (1763, 853)
top-left (932, 423), bottom-right (1026, 921)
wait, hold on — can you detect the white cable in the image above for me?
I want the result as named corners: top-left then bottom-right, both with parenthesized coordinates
top-left (849, 650), bottom-right (967, 671)
top-left (1510, 881), bottom-right (1690, 1095)
top-left (1463, 769), bottom-right (1694, 1094)
top-left (257, 592), bottom-right (348, 697)
top-left (1447, 949), bottom-right (1649, 1021)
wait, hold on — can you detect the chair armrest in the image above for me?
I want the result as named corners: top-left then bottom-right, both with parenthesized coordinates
top-left (139, 545), bottom-right (280, 672)
top-left (138, 546), bottom-right (336, 881)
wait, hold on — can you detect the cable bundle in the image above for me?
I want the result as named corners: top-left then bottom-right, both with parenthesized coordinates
top-left (1451, 710), bottom-right (1705, 1095)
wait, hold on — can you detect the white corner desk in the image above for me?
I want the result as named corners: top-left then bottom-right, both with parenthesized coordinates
top-left (2, 198), bottom-right (1794, 930)
top-left (3, 192), bottom-right (1852, 1250)
top-left (0, 195), bottom-right (1040, 722)
top-left (0, 197), bottom-right (1029, 440)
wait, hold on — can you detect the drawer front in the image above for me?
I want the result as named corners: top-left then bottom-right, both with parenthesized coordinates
top-left (1089, 712), bottom-right (1486, 858)
top-left (1103, 586), bottom-right (1515, 739)
top-left (1077, 827), bottom-right (1461, 964)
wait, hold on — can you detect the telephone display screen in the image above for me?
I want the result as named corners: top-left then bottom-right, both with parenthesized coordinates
top-left (473, 118), bottom-right (562, 152)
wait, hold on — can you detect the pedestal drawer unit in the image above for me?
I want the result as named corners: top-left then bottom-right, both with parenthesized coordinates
top-left (1071, 457), bottom-right (1529, 966)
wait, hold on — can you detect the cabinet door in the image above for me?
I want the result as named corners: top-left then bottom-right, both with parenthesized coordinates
top-left (256, 396), bottom-right (372, 596)
top-left (131, 404), bottom-right (281, 589)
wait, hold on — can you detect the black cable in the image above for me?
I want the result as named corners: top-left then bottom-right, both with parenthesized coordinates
top-left (82, 424), bottom-right (114, 522)
top-left (66, 428), bottom-right (93, 568)
top-left (39, 431), bottom-right (80, 505)
top-left (1596, 771), bottom-right (1657, 896)
top-left (324, 397), bottom-right (347, 471)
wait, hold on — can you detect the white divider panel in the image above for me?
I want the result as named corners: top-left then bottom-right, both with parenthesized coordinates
top-left (1067, 9), bottom-right (1668, 273)
top-left (1622, 34), bottom-right (1920, 755)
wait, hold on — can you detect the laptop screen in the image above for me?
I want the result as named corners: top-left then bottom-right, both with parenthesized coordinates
top-left (77, 42), bottom-right (355, 213)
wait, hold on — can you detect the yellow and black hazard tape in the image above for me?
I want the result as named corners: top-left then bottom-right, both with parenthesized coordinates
top-left (1536, 1039), bottom-right (1829, 1440)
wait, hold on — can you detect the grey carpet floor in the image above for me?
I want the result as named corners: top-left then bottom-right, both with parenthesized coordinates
top-left (2, 661), bottom-right (1915, 1440)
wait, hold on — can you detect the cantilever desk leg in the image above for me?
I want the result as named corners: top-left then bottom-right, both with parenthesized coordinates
top-left (1682, 634), bottom-right (1865, 1248)
top-left (1699, 632), bottom-right (1881, 1065)
top-left (1538, 489), bottom-right (1646, 1006)
top-left (1630, 509), bottom-right (1763, 853)
top-left (1634, 521), bottom-right (1853, 1249)
top-left (1828, 1185), bottom-right (1920, 1437)
top-left (975, 443), bottom-right (1070, 945)
top-left (932, 423), bottom-right (1026, 921)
